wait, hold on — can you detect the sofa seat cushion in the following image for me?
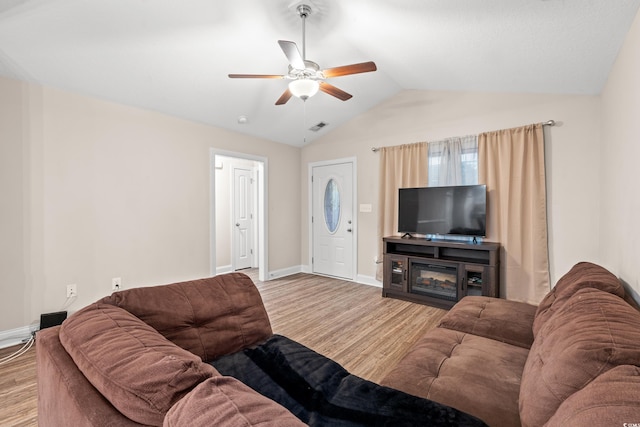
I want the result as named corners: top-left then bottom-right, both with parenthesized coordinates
top-left (533, 262), bottom-right (624, 336)
top-left (212, 334), bottom-right (487, 427)
top-left (439, 296), bottom-right (537, 349)
top-left (59, 303), bottom-right (217, 426)
top-left (544, 365), bottom-right (640, 427)
top-left (164, 376), bottom-right (306, 427)
top-left (100, 272), bottom-right (272, 361)
top-left (520, 288), bottom-right (640, 427)
top-left (381, 327), bottom-right (529, 427)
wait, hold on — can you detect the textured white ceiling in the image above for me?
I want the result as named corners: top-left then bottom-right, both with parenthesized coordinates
top-left (1, 0), bottom-right (639, 146)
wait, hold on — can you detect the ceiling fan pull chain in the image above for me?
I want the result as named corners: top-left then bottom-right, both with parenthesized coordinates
top-left (303, 101), bottom-right (307, 144)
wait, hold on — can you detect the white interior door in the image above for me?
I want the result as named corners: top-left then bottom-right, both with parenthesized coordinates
top-left (312, 162), bottom-right (354, 279)
top-left (233, 167), bottom-right (253, 270)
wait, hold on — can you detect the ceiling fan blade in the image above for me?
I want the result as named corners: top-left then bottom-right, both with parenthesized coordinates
top-left (278, 40), bottom-right (306, 70)
top-left (322, 61), bottom-right (377, 78)
top-left (319, 82), bottom-right (352, 101)
top-left (228, 74), bottom-right (285, 79)
top-left (275, 88), bottom-right (293, 105)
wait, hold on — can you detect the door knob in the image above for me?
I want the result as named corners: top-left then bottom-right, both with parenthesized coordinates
top-left (347, 228), bottom-right (352, 232)
top-left (235, 223), bottom-right (240, 227)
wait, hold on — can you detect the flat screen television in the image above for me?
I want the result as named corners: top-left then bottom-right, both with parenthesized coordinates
top-left (398, 184), bottom-right (487, 238)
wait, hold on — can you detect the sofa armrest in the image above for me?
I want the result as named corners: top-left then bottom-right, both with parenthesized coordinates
top-left (59, 303), bottom-right (217, 426)
top-left (36, 327), bottom-right (147, 427)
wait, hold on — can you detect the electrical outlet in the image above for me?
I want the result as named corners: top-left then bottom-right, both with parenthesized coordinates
top-left (66, 284), bottom-right (77, 298)
top-left (112, 277), bottom-right (122, 291)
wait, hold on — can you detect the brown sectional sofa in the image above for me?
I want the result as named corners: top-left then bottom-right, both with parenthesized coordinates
top-left (381, 262), bottom-right (640, 426)
top-left (37, 273), bottom-right (306, 426)
top-left (37, 262), bottom-right (640, 426)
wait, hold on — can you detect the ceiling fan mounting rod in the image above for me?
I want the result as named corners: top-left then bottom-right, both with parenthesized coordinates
top-left (297, 4), bottom-right (312, 61)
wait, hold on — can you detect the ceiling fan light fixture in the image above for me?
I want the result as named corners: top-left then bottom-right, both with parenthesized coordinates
top-left (289, 78), bottom-right (319, 100)
top-left (228, 3), bottom-right (376, 105)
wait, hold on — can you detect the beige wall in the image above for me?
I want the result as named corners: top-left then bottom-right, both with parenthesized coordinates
top-left (301, 91), bottom-right (602, 286)
top-left (0, 79), bottom-right (31, 330)
top-left (601, 9), bottom-right (640, 297)
top-left (0, 77), bottom-right (300, 331)
top-left (3, 7), bottom-right (640, 333)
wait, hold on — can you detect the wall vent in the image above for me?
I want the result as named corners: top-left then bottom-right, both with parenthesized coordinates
top-left (309, 121), bottom-right (328, 132)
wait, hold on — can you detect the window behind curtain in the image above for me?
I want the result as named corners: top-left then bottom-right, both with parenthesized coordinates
top-left (428, 135), bottom-right (478, 187)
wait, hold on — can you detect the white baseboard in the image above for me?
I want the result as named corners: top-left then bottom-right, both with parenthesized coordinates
top-left (298, 266), bottom-right (381, 288)
top-left (267, 265), bottom-right (303, 280)
top-left (216, 265), bottom-right (233, 275)
top-left (0, 325), bottom-right (37, 350)
top-left (218, 265), bottom-right (303, 280)
top-left (356, 274), bottom-right (383, 288)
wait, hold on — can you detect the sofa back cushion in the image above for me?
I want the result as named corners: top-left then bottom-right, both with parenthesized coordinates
top-left (59, 303), bottom-right (217, 426)
top-left (544, 365), bottom-right (640, 426)
top-left (100, 273), bottom-right (272, 361)
top-left (519, 288), bottom-right (640, 427)
top-left (532, 262), bottom-right (624, 336)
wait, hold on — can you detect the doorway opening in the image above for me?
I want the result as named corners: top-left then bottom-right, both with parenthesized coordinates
top-left (211, 150), bottom-right (267, 282)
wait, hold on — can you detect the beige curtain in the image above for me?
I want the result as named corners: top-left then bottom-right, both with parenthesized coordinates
top-left (376, 142), bottom-right (429, 280)
top-left (478, 124), bottom-right (550, 304)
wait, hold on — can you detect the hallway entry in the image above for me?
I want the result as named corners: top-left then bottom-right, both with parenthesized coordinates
top-left (213, 154), bottom-right (264, 277)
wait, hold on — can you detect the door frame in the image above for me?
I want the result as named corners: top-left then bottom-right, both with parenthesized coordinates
top-left (210, 148), bottom-right (268, 282)
top-left (308, 157), bottom-right (357, 280)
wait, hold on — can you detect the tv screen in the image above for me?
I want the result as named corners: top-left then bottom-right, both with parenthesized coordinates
top-left (398, 185), bottom-right (486, 237)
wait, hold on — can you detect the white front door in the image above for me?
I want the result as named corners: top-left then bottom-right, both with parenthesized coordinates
top-left (312, 162), bottom-right (354, 279)
top-left (233, 167), bottom-right (253, 270)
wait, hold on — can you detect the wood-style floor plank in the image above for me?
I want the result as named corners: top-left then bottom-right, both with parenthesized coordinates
top-left (0, 342), bottom-right (37, 426)
top-left (0, 271), bottom-right (445, 426)
top-left (253, 272), bottom-right (446, 382)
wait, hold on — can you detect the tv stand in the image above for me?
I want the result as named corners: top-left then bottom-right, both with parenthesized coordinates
top-left (382, 236), bottom-right (500, 309)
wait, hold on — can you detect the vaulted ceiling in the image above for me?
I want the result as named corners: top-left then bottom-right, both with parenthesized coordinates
top-left (1, 0), bottom-right (639, 146)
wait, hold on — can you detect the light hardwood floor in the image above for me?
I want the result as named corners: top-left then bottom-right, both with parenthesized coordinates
top-left (0, 340), bottom-right (37, 426)
top-left (0, 271), bottom-right (446, 426)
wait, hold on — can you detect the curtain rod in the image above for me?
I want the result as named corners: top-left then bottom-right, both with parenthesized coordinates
top-left (370, 120), bottom-right (556, 152)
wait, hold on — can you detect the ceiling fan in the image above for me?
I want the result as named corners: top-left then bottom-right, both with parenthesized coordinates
top-left (228, 4), bottom-right (377, 105)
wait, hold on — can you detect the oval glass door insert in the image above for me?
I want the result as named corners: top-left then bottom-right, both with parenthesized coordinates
top-left (324, 179), bottom-right (341, 233)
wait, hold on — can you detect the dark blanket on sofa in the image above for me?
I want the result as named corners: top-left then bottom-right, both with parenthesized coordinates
top-left (210, 335), bottom-right (486, 427)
